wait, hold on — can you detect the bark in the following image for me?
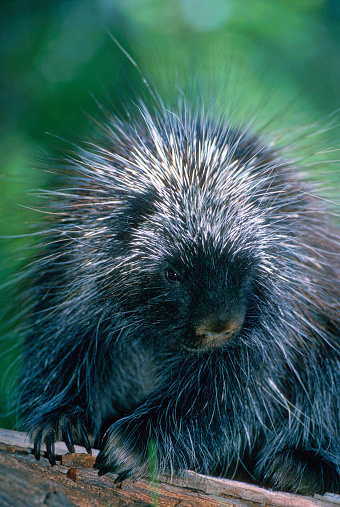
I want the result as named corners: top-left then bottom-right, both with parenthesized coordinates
top-left (0, 428), bottom-right (339, 507)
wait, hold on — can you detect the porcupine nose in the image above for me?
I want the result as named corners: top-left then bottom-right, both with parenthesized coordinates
top-left (195, 314), bottom-right (245, 348)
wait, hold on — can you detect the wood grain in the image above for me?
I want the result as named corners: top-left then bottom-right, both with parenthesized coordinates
top-left (1, 428), bottom-right (339, 507)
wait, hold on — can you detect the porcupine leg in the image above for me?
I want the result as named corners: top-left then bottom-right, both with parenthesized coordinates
top-left (20, 328), bottom-right (95, 464)
top-left (95, 411), bottom-right (211, 482)
top-left (254, 448), bottom-right (340, 495)
top-left (94, 371), bottom-right (229, 482)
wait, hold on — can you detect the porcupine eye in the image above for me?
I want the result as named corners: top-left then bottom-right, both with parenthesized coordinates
top-left (165, 268), bottom-right (181, 284)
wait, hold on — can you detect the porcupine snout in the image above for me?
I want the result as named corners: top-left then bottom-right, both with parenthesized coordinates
top-left (195, 311), bottom-right (245, 348)
top-left (182, 251), bottom-right (250, 351)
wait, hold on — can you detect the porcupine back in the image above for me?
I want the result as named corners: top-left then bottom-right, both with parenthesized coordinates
top-left (18, 97), bottom-right (340, 492)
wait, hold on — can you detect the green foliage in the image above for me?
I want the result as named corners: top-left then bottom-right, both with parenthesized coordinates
top-left (148, 440), bottom-right (160, 506)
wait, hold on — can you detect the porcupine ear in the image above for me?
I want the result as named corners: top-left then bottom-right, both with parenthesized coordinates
top-left (113, 188), bottom-right (159, 244)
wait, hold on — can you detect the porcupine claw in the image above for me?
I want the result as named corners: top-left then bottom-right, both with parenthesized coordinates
top-left (34, 431), bottom-right (42, 460)
top-left (114, 470), bottom-right (132, 483)
top-left (62, 421), bottom-right (75, 454)
top-left (46, 432), bottom-right (56, 466)
top-left (97, 465), bottom-right (112, 476)
top-left (94, 451), bottom-right (121, 476)
top-left (96, 462), bottom-right (132, 481)
top-left (80, 424), bottom-right (92, 455)
top-left (94, 453), bottom-right (111, 475)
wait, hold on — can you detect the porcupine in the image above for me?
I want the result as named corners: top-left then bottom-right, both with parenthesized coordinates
top-left (18, 87), bottom-right (340, 496)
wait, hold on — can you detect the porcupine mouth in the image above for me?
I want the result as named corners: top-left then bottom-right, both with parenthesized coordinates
top-left (183, 316), bottom-right (245, 353)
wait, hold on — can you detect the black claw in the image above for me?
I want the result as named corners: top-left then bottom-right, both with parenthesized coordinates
top-left (115, 470), bottom-right (131, 483)
top-left (80, 425), bottom-right (92, 455)
top-left (93, 458), bottom-right (101, 470)
top-left (46, 433), bottom-right (56, 466)
top-left (97, 466), bottom-right (113, 476)
top-left (34, 432), bottom-right (42, 460)
top-left (93, 453), bottom-right (105, 469)
top-left (62, 422), bottom-right (75, 454)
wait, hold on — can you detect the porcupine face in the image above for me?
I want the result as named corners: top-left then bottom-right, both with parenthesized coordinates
top-left (141, 242), bottom-right (257, 353)
top-left (125, 206), bottom-right (261, 353)
top-left (101, 118), bottom-right (266, 353)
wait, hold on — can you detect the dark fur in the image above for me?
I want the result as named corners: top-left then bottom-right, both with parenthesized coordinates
top-left (19, 101), bottom-right (340, 495)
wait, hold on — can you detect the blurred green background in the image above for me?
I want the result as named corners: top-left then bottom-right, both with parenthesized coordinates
top-left (1, 0), bottom-right (339, 429)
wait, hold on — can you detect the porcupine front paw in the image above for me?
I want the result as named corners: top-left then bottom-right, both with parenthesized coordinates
top-left (29, 406), bottom-right (92, 465)
top-left (255, 448), bottom-right (340, 495)
top-left (94, 416), bottom-right (154, 482)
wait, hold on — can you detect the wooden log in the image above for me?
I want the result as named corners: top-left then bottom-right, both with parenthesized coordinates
top-left (0, 428), bottom-right (339, 507)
